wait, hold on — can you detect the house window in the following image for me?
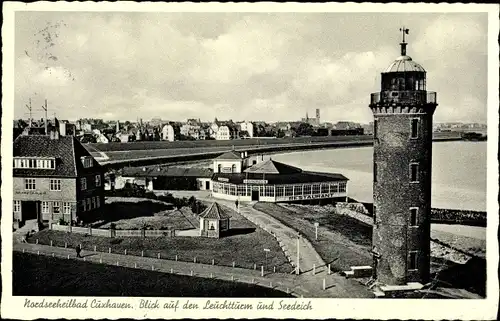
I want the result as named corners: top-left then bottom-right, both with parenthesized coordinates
top-left (81, 177), bottom-right (87, 190)
top-left (95, 174), bottom-right (101, 187)
top-left (284, 186), bottom-right (293, 196)
top-left (409, 251), bottom-right (418, 270)
top-left (13, 200), bottom-right (21, 212)
top-left (53, 202), bottom-right (61, 214)
top-left (410, 208), bottom-right (419, 226)
top-left (41, 201), bottom-right (49, 214)
top-left (24, 178), bottom-right (36, 190)
top-left (81, 200), bottom-right (87, 212)
top-left (410, 163), bottom-right (419, 182)
top-left (312, 184), bottom-right (321, 195)
top-left (303, 185), bottom-right (312, 195)
top-left (217, 164), bottom-right (222, 173)
top-left (339, 182), bottom-right (347, 193)
top-left (411, 119), bottom-right (419, 138)
top-left (50, 179), bottom-right (61, 191)
top-left (330, 183), bottom-right (338, 193)
top-left (63, 202), bottom-right (71, 214)
top-left (86, 198), bottom-right (92, 210)
top-left (92, 197), bottom-right (96, 209)
top-left (275, 186), bottom-right (284, 197)
top-left (231, 164), bottom-right (237, 173)
top-left (81, 156), bottom-right (93, 168)
top-left (96, 196), bottom-right (101, 208)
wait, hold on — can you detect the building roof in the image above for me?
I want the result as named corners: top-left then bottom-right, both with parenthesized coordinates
top-left (13, 135), bottom-right (102, 178)
top-left (244, 159), bottom-right (302, 175)
top-left (384, 55), bottom-right (425, 73)
top-left (120, 166), bottom-right (213, 178)
top-left (212, 170), bottom-right (348, 185)
top-left (215, 150), bottom-right (243, 160)
top-left (200, 202), bottom-right (231, 220)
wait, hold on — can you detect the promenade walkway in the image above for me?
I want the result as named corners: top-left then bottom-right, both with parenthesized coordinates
top-left (13, 242), bottom-right (373, 298)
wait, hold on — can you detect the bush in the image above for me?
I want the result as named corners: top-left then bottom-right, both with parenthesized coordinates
top-left (58, 218), bottom-right (67, 226)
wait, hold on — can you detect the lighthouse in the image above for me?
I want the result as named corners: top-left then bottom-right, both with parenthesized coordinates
top-left (369, 28), bottom-right (438, 286)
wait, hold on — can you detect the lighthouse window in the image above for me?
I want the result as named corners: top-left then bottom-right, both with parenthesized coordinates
top-left (411, 119), bottom-right (419, 138)
top-left (373, 205), bottom-right (377, 224)
top-left (410, 163), bottom-right (419, 182)
top-left (409, 251), bottom-right (418, 270)
top-left (373, 119), bottom-right (378, 139)
top-left (410, 208), bottom-right (419, 226)
top-left (374, 163), bottom-right (377, 182)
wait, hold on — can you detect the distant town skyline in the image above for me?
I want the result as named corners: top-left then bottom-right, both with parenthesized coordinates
top-left (14, 12), bottom-right (488, 123)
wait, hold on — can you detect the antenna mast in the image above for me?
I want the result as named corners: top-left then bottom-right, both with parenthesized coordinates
top-left (25, 98), bottom-right (32, 127)
top-left (41, 99), bottom-right (48, 134)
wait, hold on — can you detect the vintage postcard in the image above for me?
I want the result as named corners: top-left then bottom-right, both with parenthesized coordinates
top-left (2, 2), bottom-right (499, 320)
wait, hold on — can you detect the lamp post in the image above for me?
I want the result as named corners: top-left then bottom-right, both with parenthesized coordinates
top-left (264, 248), bottom-right (270, 270)
top-left (296, 233), bottom-right (300, 275)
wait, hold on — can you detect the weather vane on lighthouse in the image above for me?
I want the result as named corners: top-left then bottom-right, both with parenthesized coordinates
top-left (399, 27), bottom-right (410, 55)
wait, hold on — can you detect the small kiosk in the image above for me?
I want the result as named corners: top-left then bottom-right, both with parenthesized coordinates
top-left (199, 202), bottom-right (231, 238)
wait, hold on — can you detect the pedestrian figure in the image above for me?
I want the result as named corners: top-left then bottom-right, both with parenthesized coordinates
top-left (76, 245), bottom-right (82, 258)
top-left (235, 199), bottom-right (239, 209)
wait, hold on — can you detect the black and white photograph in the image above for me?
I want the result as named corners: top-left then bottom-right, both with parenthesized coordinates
top-left (2, 2), bottom-right (498, 320)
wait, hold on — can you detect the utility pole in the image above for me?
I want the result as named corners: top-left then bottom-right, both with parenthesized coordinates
top-left (41, 99), bottom-right (48, 134)
top-left (25, 98), bottom-right (32, 127)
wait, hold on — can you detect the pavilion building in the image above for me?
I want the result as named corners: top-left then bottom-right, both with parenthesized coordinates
top-left (210, 151), bottom-right (348, 203)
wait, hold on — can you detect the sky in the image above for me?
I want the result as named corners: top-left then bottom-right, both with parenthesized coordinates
top-left (14, 11), bottom-right (488, 124)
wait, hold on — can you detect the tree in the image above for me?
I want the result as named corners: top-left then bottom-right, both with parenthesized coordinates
top-left (295, 122), bottom-right (314, 136)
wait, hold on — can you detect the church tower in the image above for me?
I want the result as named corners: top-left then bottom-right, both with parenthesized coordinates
top-left (369, 28), bottom-right (438, 285)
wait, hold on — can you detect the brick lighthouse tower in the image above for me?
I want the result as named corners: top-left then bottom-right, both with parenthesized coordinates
top-left (369, 28), bottom-right (438, 286)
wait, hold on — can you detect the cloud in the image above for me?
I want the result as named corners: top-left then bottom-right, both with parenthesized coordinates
top-left (14, 12), bottom-right (488, 123)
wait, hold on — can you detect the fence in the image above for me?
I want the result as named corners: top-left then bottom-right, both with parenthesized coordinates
top-left (18, 247), bottom-right (300, 297)
top-left (50, 224), bottom-right (175, 238)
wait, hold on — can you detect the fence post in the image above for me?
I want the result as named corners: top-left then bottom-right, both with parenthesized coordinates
top-left (52, 253), bottom-right (54, 257)
top-left (170, 268), bottom-right (173, 274)
top-left (108, 247), bottom-right (111, 254)
top-left (135, 263), bottom-right (137, 268)
top-left (270, 282), bottom-right (273, 288)
top-left (65, 242), bottom-right (67, 248)
top-left (23, 248), bottom-right (25, 253)
top-left (231, 275), bottom-right (234, 281)
top-left (323, 278), bottom-right (326, 290)
top-left (175, 255), bottom-right (178, 261)
top-left (158, 253), bottom-right (160, 259)
top-left (152, 265), bottom-right (154, 271)
top-left (36, 239), bottom-right (38, 244)
top-left (37, 250), bottom-right (40, 255)
top-left (116, 261), bottom-right (119, 266)
top-left (252, 278), bottom-right (255, 284)
top-left (50, 240), bottom-right (53, 247)
top-left (210, 273), bottom-right (213, 278)
top-left (94, 245), bottom-right (97, 252)
top-left (99, 257), bottom-right (102, 264)
top-left (125, 249), bottom-right (127, 255)
top-left (261, 266), bottom-right (264, 277)
top-left (273, 266), bottom-right (276, 273)
top-left (328, 264), bottom-right (331, 275)
top-left (141, 250), bottom-right (144, 257)
top-left (286, 288), bottom-right (289, 294)
top-left (232, 261), bottom-right (235, 268)
top-left (212, 259), bottom-right (215, 265)
top-left (313, 264), bottom-right (316, 275)
top-left (253, 263), bottom-right (256, 270)
top-left (190, 270), bottom-right (193, 276)
top-left (194, 257), bottom-right (197, 263)
top-left (79, 243), bottom-right (82, 250)
top-left (67, 255), bottom-right (70, 259)
top-left (83, 257), bottom-right (86, 261)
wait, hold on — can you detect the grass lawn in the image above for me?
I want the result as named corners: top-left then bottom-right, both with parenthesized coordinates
top-left (29, 203), bottom-right (293, 273)
top-left (13, 252), bottom-right (291, 297)
top-left (254, 203), bottom-right (372, 272)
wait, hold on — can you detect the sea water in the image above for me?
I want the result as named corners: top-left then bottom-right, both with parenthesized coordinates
top-left (272, 141), bottom-right (487, 212)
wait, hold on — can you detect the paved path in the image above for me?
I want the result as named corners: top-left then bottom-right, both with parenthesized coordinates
top-left (164, 190), bottom-right (326, 275)
top-left (14, 242), bottom-right (373, 298)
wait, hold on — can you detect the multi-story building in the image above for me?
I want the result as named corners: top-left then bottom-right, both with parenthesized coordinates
top-left (162, 124), bottom-right (176, 142)
top-left (369, 29), bottom-right (437, 286)
top-left (239, 121), bottom-right (254, 138)
top-left (13, 131), bottom-right (105, 227)
top-left (216, 125), bottom-right (232, 140)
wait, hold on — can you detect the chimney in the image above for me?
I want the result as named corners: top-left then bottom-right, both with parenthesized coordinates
top-left (244, 151), bottom-right (248, 158)
top-left (241, 152), bottom-right (244, 159)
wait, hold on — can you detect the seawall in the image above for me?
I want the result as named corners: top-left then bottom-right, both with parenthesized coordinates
top-left (96, 133), bottom-right (463, 170)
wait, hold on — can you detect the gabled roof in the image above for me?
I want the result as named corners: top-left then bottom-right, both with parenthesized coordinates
top-left (200, 202), bottom-right (231, 220)
top-left (215, 150), bottom-right (243, 160)
top-left (13, 135), bottom-right (102, 178)
top-left (244, 159), bottom-right (302, 175)
top-left (120, 166), bottom-right (213, 178)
